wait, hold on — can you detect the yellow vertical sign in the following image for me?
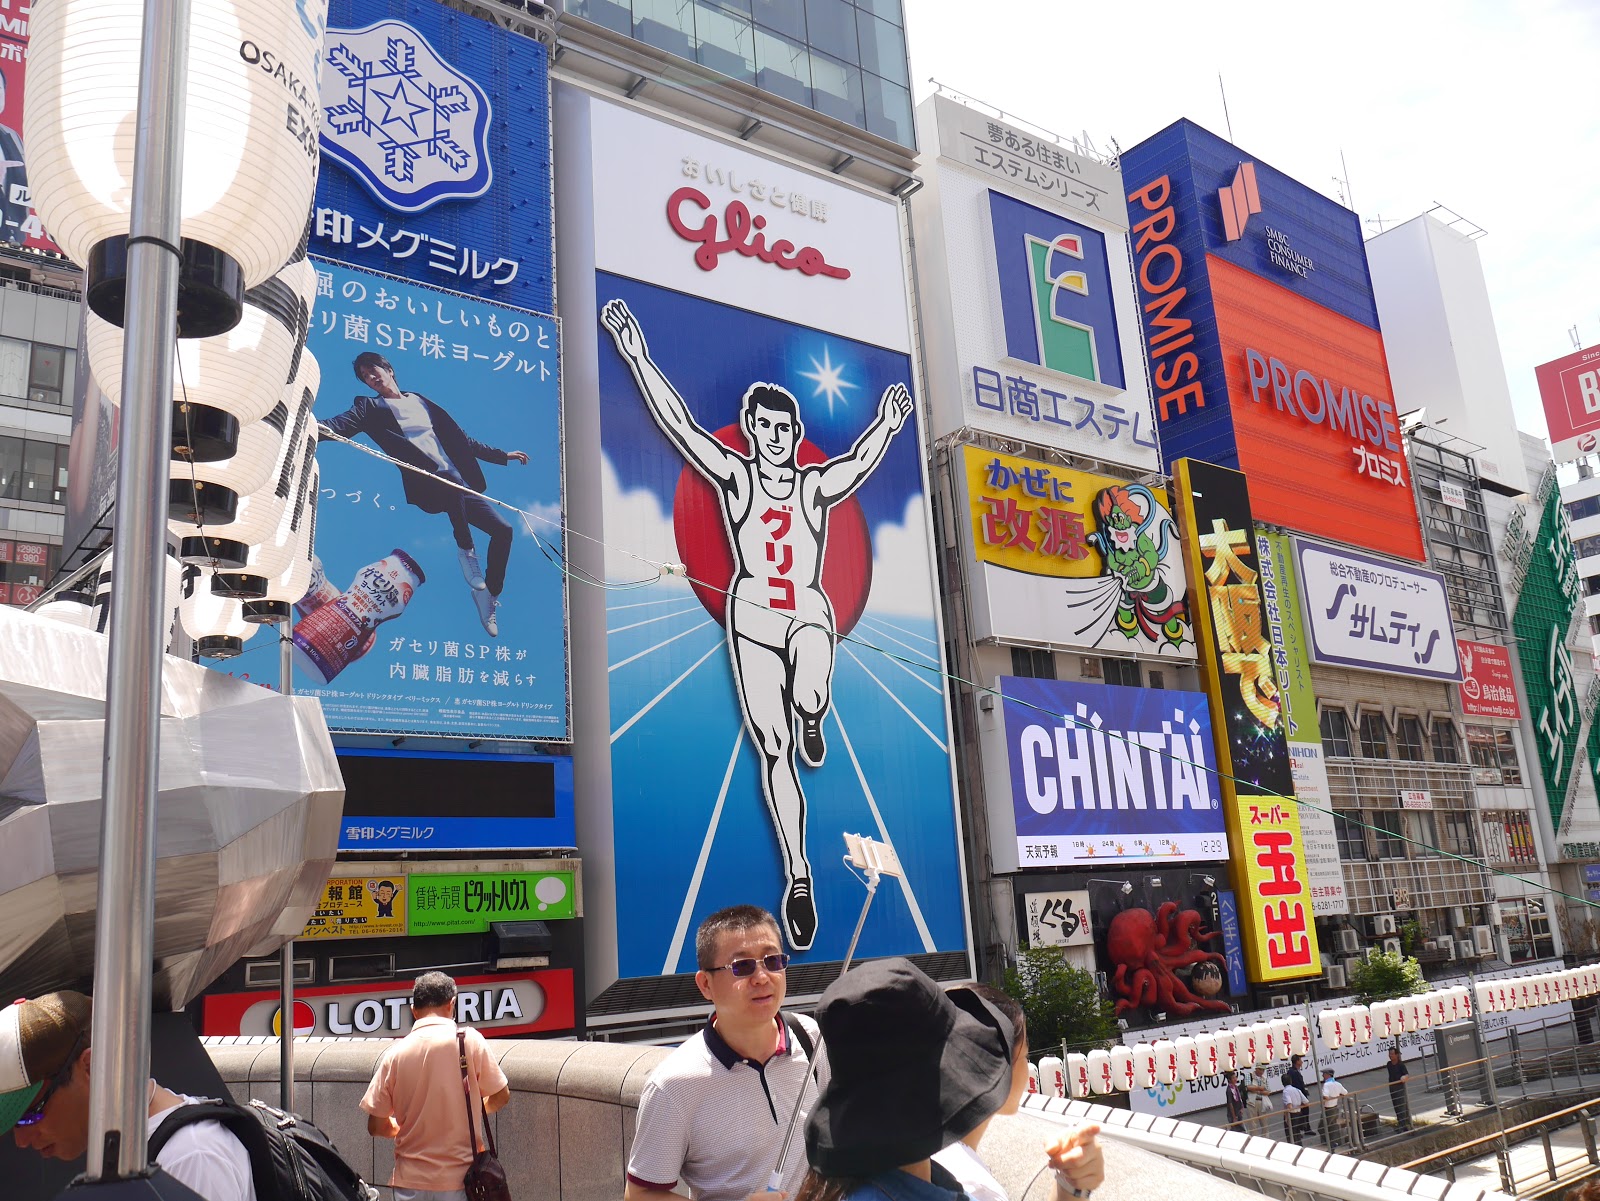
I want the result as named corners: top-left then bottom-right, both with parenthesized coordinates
top-left (1171, 459), bottom-right (1320, 983)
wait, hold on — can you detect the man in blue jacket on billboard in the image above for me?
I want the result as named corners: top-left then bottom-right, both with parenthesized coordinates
top-left (320, 351), bottom-right (529, 637)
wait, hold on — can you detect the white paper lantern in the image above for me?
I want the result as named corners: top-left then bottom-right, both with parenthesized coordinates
top-left (179, 565), bottom-right (258, 658)
top-left (1370, 1000), bottom-right (1395, 1041)
top-left (1153, 1039), bottom-right (1179, 1085)
top-left (1065, 1054), bottom-right (1090, 1099)
top-left (1086, 1049), bottom-right (1113, 1095)
top-left (1253, 1023), bottom-right (1274, 1065)
top-left (1036, 1055), bottom-right (1063, 1099)
top-left (172, 402), bottom-right (284, 497)
top-left (35, 592), bottom-right (96, 628)
top-left (1289, 1015), bottom-right (1311, 1057)
top-left (1217, 1029), bottom-right (1240, 1071)
top-left (1269, 1018), bottom-right (1292, 1061)
top-left (1196, 1031), bottom-right (1221, 1077)
top-left (1318, 1008), bottom-right (1344, 1050)
top-left (1175, 1036), bottom-right (1201, 1082)
top-left (1353, 1008), bottom-right (1374, 1043)
top-left (1110, 1045), bottom-right (1136, 1092)
top-left (26, 0), bottom-right (327, 325)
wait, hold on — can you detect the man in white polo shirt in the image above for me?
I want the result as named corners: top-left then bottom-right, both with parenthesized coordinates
top-left (626, 905), bottom-right (826, 1201)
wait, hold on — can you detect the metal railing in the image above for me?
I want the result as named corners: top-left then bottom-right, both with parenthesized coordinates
top-left (1400, 1096), bottom-right (1600, 1195)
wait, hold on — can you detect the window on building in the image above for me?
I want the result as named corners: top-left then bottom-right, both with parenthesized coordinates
top-left (1499, 898), bottom-right (1535, 963)
top-left (1585, 574), bottom-right (1600, 597)
top-left (1102, 658), bottom-right (1140, 688)
top-left (1358, 712), bottom-right (1389, 759)
top-left (1569, 494), bottom-right (1600, 523)
top-left (1431, 719), bottom-right (1460, 763)
top-left (1011, 646), bottom-right (1055, 680)
top-left (1495, 811), bottom-right (1537, 864)
top-left (0, 540), bottom-right (56, 605)
top-left (0, 337), bottom-right (26, 400)
top-left (1439, 813), bottom-right (1479, 858)
top-left (1576, 534), bottom-right (1600, 559)
top-left (1371, 809), bottom-right (1405, 859)
top-left (27, 344), bottom-right (64, 410)
top-left (0, 435), bottom-right (67, 504)
top-left (1147, 670), bottom-right (1166, 690)
top-left (1407, 810), bottom-right (1439, 856)
top-left (1334, 810), bottom-right (1368, 861)
top-left (1466, 724), bottom-right (1522, 784)
top-left (1320, 708), bottom-right (1352, 758)
top-left (1395, 716), bottom-right (1426, 761)
top-left (1528, 896), bottom-right (1556, 960)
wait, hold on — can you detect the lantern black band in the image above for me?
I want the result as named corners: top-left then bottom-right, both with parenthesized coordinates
top-left (195, 635), bottom-right (244, 660)
top-left (87, 235), bottom-right (245, 339)
top-left (178, 536), bottom-right (249, 569)
top-left (242, 600), bottom-right (292, 625)
top-left (211, 572), bottom-right (268, 601)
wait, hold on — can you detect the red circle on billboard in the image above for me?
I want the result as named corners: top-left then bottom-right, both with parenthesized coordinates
top-left (671, 425), bottom-right (872, 635)
top-left (1580, 434), bottom-right (1597, 453)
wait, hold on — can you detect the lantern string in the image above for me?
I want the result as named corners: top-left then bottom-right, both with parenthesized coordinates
top-left (308, 428), bottom-right (1600, 917)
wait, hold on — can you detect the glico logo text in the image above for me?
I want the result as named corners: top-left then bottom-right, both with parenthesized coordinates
top-left (666, 187), bottom-right (850, 280)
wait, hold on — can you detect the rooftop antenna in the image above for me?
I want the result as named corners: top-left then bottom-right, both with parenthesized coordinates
top-left (1218, 74), bottom-right (1234, 142)
top-left (1571, 325), bottom-right (1582, 350)
top-left (1340, 148), bottom-right (1354, 212)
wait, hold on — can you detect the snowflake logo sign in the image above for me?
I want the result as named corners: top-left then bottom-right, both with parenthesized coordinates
top-left (320, 20), bottom-right (494, 213)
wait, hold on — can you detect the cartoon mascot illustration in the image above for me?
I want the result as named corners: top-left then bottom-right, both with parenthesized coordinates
top-left (602, 299), bottom-right (912, 951)
top-left (1059, 483), bottom-right (1191, 651)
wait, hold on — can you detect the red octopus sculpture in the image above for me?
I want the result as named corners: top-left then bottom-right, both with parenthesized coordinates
top-left (1106, 901), bottom-right (1231, 1016)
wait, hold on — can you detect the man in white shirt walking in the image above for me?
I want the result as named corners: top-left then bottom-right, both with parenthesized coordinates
top-left (1318, 1067), bottom-right (1350, 1148)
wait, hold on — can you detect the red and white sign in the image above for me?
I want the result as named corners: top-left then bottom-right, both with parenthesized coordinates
top-left (1399, 789), bottom-right (1433, 810)
top-left (201, 970), bottom-right (575, 1038)
top-left (1458, 638), bottom-right (1521, 720)
top-left (1537, 344), bottom-right (1600, 464)
top-left (12, 542), bottom-right (47, 568)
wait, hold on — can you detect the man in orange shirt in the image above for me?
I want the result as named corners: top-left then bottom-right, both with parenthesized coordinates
top-left (361, 971), bottom-right (512, 1200)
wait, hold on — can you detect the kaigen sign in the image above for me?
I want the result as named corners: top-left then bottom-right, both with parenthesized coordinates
top-left (1172, 459), bottom-right (1319, 983)
top-left (1121, 120), bottom-right (1424, 562)
top-left (960, 446), bottom-right (1192, 655)
top-left (1293, 538), bottom-right (1460, 681)
top-left (1458, 639), bottom-right (1521, 720)
top-left (1536, 344), bottom-right (1600, 464)
top-left (1000, 675), bottom-right (1226, 867)
top-left (315, 0), bottom-right (553, 312)
top-left (292, 260), bottom-right (566, 740)
top-left (201, 970), bottom-right (575, 1038)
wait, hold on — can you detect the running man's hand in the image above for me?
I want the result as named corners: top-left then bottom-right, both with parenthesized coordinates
top-left (1045, 1124), bottom-right (1103, 1196)
top-left (879, 382), bottom-right (912, 433)
top-left (602, 299), bottom-right (647, 360)
top-left (506, 451), bottom-right (529, 464)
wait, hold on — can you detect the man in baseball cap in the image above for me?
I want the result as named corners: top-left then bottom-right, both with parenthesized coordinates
top-left (2, 991), bottom-right (256, 1200)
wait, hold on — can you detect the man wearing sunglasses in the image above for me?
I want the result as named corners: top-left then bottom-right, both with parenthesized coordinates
top-left (626, 905), bottom-right (828, 1201)
top-left (0, 991), bottom-right (255, 1199)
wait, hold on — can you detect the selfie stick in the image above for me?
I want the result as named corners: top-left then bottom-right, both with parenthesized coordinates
top-left (766, 834), bottom-right (904, 1194)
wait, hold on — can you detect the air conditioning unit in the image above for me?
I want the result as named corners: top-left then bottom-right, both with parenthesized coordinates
top-left (1382, 937), bottom-right (1403, 956)
top-left (1444, 940), bottom-right (1458, 960)
top-left (1327, 965), bottom-right (1347, 989)
top-left (1374, 915), bottom-right (1397, 936)
top-left (1338, 928), bottom-right (1361, 954)
top-left (1270, 994), bottom-right (1290, 1009)
top-left (1473, 925), bottom-right (1495, 956)
top-left (1451, 907), bottom-right (1469, 929)
top-left (1339, 957), bottom-right (1363, 978)
top-left (1459, 939), bottom-right (1477, 960)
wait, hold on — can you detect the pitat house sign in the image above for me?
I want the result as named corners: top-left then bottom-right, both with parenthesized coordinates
top-left (201, 970), bottom-right (575, 1038)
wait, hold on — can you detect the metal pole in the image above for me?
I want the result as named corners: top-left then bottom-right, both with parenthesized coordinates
top-left (279, 632), bottom-right (295, 1112)
top-left (86, 0), bottom-right (190, 1180)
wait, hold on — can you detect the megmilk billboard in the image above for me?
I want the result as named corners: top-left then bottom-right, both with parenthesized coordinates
top-left (558, 90), bottom-right (968, 987)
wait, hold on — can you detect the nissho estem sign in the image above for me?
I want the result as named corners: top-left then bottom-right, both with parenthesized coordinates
top-left (1512, 488), bottom-right (1584, 829)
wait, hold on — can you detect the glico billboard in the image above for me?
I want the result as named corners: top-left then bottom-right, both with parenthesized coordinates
top-left (557, 89), bottom-right (969, 997)
top-left (1121, 121), bottom-right (1425, 562)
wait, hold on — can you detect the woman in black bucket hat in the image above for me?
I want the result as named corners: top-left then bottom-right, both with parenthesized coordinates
top-left (797, 959), bottom-right (1102, 1201)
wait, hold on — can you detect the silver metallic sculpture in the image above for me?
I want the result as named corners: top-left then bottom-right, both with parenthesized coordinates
top-left (0, 604), bottom-right (342, 1009)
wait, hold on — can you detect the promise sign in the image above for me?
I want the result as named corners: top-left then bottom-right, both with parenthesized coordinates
top-left (1171, 459), bottom-right (1319, 982)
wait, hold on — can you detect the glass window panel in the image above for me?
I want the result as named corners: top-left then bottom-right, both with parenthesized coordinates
top-left (1010, 646), bottom-right (1054, 680)
top-left (862, 72), bottom-right (913, 145)
top-left (1357, 712), bottom-right (1388, 758)
top-left (854, 0), bottom-right (902, 23)
top-left (1102, 658), bottom-right (1140, 688)
top-left (1495, 729), bottom-right (1522, 784)
top-left (0, 336), bottom-right (26, 399)
top-left (809, 49), bottom-right (863, 128)
top-left (855, 8), bottom-right (907, 85)
top-left (29, 343), bottom-right (63, 390)
top-left (753, 26), bottom-right (811, 105)
top-left (695, 3), bottom-right (756, 80)
top-left (28, 388), bottom-right (60, 409)
top-left (1372, 810), bottom-right (1405, 859)
top-left (568, 0), bottom-right (633, 34)
top-left (1407, 811), bottom-right (1438, 856)
top-left (1320, 708), bottom-right (1351, 758)
top-left (751, 0), bottom-right (806, 38)
top-left (1334, 810), bottom-right (1367, 861)
top-left (1431, 719), bottom-right (1459, 763)
top-left (634, 0), bottom-right (696, 59)
top-left (0, 433), bottom-right (20, 500)
top-left (804, 0), bottom-right (858, 62)
top-left (1395, 716), bottom-right (1425, 761)
top-left (22, 439), bottom-right (56, 501)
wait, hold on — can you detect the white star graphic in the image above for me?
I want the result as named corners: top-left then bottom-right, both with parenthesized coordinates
top-left (373, 79), bottom-right (428, 136)
top-left (798, 347), bottom-right (856, 416)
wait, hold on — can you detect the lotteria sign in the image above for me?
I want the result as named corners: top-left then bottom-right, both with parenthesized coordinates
top-left (200, 970), bottom-right (575, 1037)
top-left (1121, 120), bottom-right (1424, 563)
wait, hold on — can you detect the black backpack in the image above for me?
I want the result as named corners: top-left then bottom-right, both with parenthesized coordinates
top-left (147, 1098), bottom-right (380, 1201)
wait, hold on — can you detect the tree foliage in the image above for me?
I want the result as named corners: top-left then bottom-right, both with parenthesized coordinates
top-left (1002, 947), bottom-right (1120, 1054)
top-left (1348, 948), bottom-right (1425, 1003)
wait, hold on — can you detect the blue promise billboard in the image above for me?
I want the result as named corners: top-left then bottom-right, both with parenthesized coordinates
top-left (1000, 675), bottom-right (1227, 866)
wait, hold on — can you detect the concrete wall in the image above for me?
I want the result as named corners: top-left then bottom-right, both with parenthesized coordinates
top-left (206, 1036), bottom-right (671, 1200)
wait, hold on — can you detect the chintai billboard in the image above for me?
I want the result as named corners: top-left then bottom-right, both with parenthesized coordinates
top-left (558, 89), bottom-right (970, 1005)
